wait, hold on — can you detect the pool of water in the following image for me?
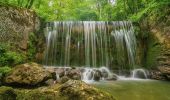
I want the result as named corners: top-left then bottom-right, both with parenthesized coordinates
top-left (92, 80), bottom-right (170, 100)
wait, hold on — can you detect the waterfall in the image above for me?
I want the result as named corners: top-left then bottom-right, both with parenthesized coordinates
top-left (112, 22), bottom-right (136, 70)
top-left (44, 21), bottom-right (136, 70)
top-left (131, 69), bottom-right (148, 79)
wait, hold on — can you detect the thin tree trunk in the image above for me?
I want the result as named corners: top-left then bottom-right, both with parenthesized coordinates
top-left (28, 0), bottom-right (35, 9)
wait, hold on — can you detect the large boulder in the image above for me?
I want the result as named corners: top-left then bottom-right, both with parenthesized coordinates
top-left (3, 63), bottom-right (52, 86)
top-left (60, 80), bottom-right (115, 100)
top-left (0, 80), bottom-right (115, 100)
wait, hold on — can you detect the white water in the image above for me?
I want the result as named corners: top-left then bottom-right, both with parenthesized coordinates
top-left (82, 67), bottom-right (149, 82)
top-left (82, 67), bottom-right (113, 83)
top-left (118, 69), bottom-right (148, 80)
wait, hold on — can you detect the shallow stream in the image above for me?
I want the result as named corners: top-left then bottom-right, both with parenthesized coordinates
top-left (93, 80), bottom-right (170, 100)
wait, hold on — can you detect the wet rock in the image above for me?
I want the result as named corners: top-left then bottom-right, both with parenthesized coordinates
top-left (45, 79), bottom-right (55, 86)
top-left (158, 66), bottom-right (170, 74)
top-left (106, 74), bottom-right (118, 81)
top-left (56, 68), bottom-right (65, 78)
top-left (45, 67), bottom-right (57, 80)
top-left (3, 63), bottom-right (52, 86)
top-left (93, 70), bottom-right (102, 81)
top-left (101, 71), bottom-right (109, 79)
top-left (149, 70), bottom-right (167, 80)
top-left (134, 71), bottom-right (147, 79)
top-left (66, 69), bottom-right (81, 80)
top-left (60, 76), bottom-right (70, 84)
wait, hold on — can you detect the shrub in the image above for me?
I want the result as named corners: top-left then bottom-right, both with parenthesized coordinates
top-left (0, 44), bottom-right (26, 67)
top-left (0, 66), bottom-right (12, 75)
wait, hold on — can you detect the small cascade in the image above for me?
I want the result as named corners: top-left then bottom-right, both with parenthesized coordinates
top-left (131, 69), bottom-right (148, 79)
top-left (117, 68), bottom-right (148, 80)
top-left (82, 67), bottom-right (117, 82)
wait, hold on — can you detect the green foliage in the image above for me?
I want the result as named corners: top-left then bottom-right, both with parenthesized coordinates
top-left (0, 0), bottom-right (169, 21)
top-left (28, 32), bottom-right (36, 60)
top-left (0, 44), bottom-right (26, 67)
top-left (144, 34), bottom-right (162, 69)
top-left (0, 66), bottom-right (12, 75)
top-left (0, 0), bottom-right (36, 9)
top-left (0, 86), bottom-right (16, 100)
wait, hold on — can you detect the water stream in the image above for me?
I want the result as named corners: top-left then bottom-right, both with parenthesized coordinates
top-left (93, 80), bottom-right (170, 100)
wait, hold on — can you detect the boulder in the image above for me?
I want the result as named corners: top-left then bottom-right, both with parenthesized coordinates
top-left (56, 68), bottom-right (66, 78)
top-left (149, 70), bottom-right (167, 80)
top-left (66, 69), bottom-right (81, 80)
top-left (59, 76), bottom-right (70, 84)
top-left (93, 70), bottom-right (102, 81)
top-left (0, 80), bottom-right (115, 100)
top-left (3, 63), bottom-right (52, 86)
top-left (45, 79), bottom-right (55, 86)
top-left (106, 74), bottom-right (118, 81)
top-left (60, 80), bottom-right (115, 100)
top-left (158, 66), bottom-right (170, 74)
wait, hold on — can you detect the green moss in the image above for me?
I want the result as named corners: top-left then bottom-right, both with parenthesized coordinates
top-left (27, 32), bottom-right (37, 61)
top-left (0, 66), bottom-right (12, 75)
top-left (0, 44), bottom-right (26, 67)
top-left (16, 90), bottom-right (63, 100)
top-left (0, 86), bottom-right (17, 100)
top-left (144, 34), bottom-right (162, 69)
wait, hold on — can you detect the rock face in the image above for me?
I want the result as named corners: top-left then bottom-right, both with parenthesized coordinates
top-left (150, 66), bottom-right (170, 81)
top-left (0, 5), bottom-right (45, 64)
top-left (0, 4), bottom-right (40, 50)
top-left (0, 80), bottom-right (115, 100)
top-left (3, 63), bottom-right (52, 86)
top-left (149, 44), bottom-right (170, 81)
top-left (136, 4), bottom-right (170, 81)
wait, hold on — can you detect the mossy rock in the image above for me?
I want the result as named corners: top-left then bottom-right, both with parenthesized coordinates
top-left (59, 80), bottom-right (115, 100)
top-left (0, 80), bottom-right (115, 100)
top-left (0, 86), bottom-right (17, 100)
top-left (3, 63), bottom-right (52, 86)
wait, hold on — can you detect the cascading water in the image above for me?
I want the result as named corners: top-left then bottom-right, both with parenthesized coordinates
top-left (44, 21), bottom-right (142, 81)
top-left (131, 69), bottom-right (148, 79)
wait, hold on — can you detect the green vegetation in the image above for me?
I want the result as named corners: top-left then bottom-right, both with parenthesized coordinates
top-left (0, 0), bottom-right (169, 69)
top-left (0, 44), bottom-right (26, 67)
top-left (28, 32), bottom-right (37, 61)
top-left (1, 0), bottom-right (169, 21)
top-left (0, 86), bottom-right (16, 100)
top-left (144, 34), bottom-right (162, 69)
top-left (0, 66), bottom-right (12, 75)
